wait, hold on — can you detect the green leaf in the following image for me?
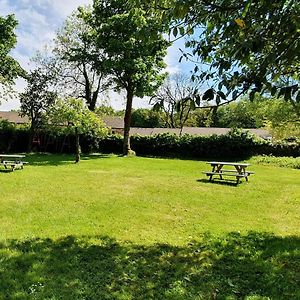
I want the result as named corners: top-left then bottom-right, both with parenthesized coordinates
top-left (152, 102), bottom-right (161, 112)
top-left (217, 91), bottom-right (226, 100)
top-left (175, 101), bottom-right (181, 112)
top-left (173, 27), bottom-right (178, 38)
top-left (249, 90), bottom-right (256, 101)
top-left (232, 90), bottom-right (239, 99)
top-left (271, 86), bottom-right (277, 96)
top-left (296, 91), bottom-right (300, 103)
top-left (190, 99), bottom-right (196, 110)
top-left (242, 0), bottom-right (252, 18)
top-left (179, 26), bottom-right (185, 36)
top-left (195, 94), bottom-right (201, 106)
top-left (202, 88), bottom-right (214, 101)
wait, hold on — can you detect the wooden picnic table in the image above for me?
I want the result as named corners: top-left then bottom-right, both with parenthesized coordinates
top-left (0, 154), bottom-right (26, 171)
top-left (203, 161), bottom-right (254, 184)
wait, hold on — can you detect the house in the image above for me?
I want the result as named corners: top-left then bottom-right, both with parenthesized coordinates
top-left (0, 112), bottom-right (271, 139)
top-left (0, 111), bottom-right (29, 124)
top-left (103, 116), bottom-right (271, 139)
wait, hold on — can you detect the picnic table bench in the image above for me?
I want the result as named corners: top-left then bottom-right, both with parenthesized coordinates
top-left (0, 154), bottom-right (27, 171)
top-left (203, 161), bottom-right (254, 184)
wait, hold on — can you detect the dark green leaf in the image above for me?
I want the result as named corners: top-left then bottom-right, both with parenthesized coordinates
top-left (173, 27), bottom-right (178, 38)
top-left (202, 88), bottom-right (214, 101)
top-left (217, 91), bottom-right (226, 100)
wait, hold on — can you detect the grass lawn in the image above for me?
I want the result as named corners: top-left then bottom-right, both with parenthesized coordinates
top-left (0, 154), bottom-right (299, 299)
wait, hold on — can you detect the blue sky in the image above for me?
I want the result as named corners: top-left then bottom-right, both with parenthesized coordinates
top-left (0, 0), bottom-right (195, 111)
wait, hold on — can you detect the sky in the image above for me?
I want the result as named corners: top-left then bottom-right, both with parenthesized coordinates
top-left (0, 0), bottom-right (195, 111)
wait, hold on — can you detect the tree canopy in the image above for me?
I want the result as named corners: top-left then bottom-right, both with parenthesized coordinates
top-left (142, 0), bottom-right (300, 109)
top-left (46, 98), bottom-right (108, 162)
top-left (0, 14), bottom-right (23, 84)
top-left (34, 8), bottom-right (108, 111)
top-left (0, 14), bottom-right (24, 102)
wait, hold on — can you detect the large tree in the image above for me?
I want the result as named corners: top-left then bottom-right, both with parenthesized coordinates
top-left (83, 0), bottom-right (169, 155)
top-left (35, 8), bottom-right (108, 111)
top-left (0, 14), bottom-right (24, 101)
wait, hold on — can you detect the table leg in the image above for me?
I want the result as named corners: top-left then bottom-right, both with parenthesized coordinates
top-left (216, 164), bottom-right (223, 180)
top-left (209, 165), bottom-right (215, 181)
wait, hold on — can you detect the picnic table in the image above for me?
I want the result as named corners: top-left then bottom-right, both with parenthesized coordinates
top-left (203, 161), bottom-right (254, 184)
top-left (0, 154), bottom-right (26, 171)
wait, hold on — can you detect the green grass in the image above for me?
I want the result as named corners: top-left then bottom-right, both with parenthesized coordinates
top-left (0, 154), bottom-right (299, 299)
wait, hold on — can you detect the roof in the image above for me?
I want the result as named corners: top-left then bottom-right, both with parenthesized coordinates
top-left (129, 127), bottom-right (271, 139)
top-left (102, 116), bottom-right (123, 129)
top-left (0, 111), bottom-right (271, 139)
top-left (0, 111), bottom-right (29, 124)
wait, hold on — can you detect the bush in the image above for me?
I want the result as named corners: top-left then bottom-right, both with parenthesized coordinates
top-left (250, 155), bottom-right (300, 169)
top-left (0, 126), bottom-right (299, 159)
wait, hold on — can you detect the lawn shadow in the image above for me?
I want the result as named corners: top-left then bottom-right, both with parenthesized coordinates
top-left (197, 178), bottom-right (240, 187)
top-left (25, 153), bottom-right (116, 167)
top-left (0, 169), bottom-right (13, 173)
top-left (0, 232), bottom-right (299, 299)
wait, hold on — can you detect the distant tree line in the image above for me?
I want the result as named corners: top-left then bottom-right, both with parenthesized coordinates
top-left (99, 95), bottom-right (299, 140)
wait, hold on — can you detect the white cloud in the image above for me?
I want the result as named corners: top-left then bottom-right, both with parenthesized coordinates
top-left (51, 0), bottom-right (92, 18)
top-left (0, 0), bottom-right (193, 111)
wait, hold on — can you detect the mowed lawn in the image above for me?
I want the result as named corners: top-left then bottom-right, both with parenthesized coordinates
top-left (0, 154), bottom-right (299, 299)
top-left (1, 154), bottom-right (299, 243)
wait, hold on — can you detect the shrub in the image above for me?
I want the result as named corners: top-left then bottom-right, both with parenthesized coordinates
top-left (0, 126), bottom-right (299, 159)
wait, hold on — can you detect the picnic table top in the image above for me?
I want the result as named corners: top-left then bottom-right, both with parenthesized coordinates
top-left (207, 161), bottom-right (250, 167)
top-left (0, 154), bottom-right (26, 158)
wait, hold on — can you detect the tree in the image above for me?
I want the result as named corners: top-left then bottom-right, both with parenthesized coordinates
top-left (83, 0), bottom-right (169, 155)
top-left (0, 14), bottom-right (24, 101)
top-left (35, 8), bottom-right (108, 111)
top-left (46, 98), bottom-right (108, 162)
top-left (131, 108), bottom-right (164, 128)
top-left (20, 69), bottom-right (57, 151)
top-left (151, 74), bottom-right (200, 132)
top-left (143, 0), bottom-right (300, 112)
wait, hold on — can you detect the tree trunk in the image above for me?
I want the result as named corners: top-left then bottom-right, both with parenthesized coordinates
top-left (27, 123), bottom-right (35, 152)
top-left (123, 87), bottom-right (134, 156)
top-left (75, 127), bottom-right (81, 163)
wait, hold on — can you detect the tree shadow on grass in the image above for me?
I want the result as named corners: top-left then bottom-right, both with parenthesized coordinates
top-left (0, 232), bottom-right (299, 299)
top-left (25, 153), bottom-right (116, 167)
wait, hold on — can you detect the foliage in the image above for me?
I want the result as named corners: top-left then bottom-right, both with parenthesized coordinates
top-left (20, 69), bottom-right (57, 150)
top-left (95, 105), bottom-right (124, 117)
top-left (214, 96), bottom-right (300, 138)
top-left (46, 98), bottom-right (108, 162)
top-left (34, 8), bottom-right (108, 111)
top-left (250, 155), bottom-right (300, 170)
top-left (97, 129), bottom-right (300, 159)
top-left (46, 98), bottom-right (108, 137)
top-left (131, 108), bottom-right (165, 128)
top-left (144, 0), bottom-right (300, 111)
top-left (0, 14), bottom-right (23, 86)
top-left (82, 0), bottom-right (169, 154)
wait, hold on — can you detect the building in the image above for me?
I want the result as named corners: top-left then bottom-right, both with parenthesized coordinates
top-left (0, 111), bottom-right (29, 124)
top-left (0, 112), bottom-right (271, 139)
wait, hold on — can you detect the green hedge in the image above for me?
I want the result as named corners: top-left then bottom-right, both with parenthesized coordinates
top-left (99, 130), bottom-right (299, 159)
top-left (0, 123), bottom-right (299, 159)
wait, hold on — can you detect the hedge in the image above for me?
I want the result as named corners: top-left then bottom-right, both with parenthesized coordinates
top-left (0, 123), bottom-right (299, 159)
